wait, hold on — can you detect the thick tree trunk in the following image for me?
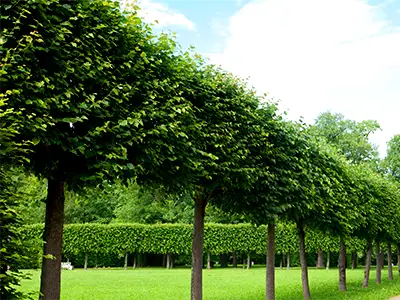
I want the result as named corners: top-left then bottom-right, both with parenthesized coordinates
top-left (316, 250), bottom-right (324, 269)
top-left (39, 179), bottom-right (65, 300)
top-left (388, 242), bottom-right (393, 280)
top-left (297, 222), bottom-right (311, 300)
top-left (376, 241), bottom-right (382, 284)
top-left (207, 251), bottom-right (211, 270)
top-left (351, 252), bottom-right (357, 269)
top-left (287, 253), bottom-right (290, 270)
top-left (247, 252), bottom-right (251, 269)
top-left (232, 251), bottom-right (237, 268)
top-left (124, 252), bottom-right (128, 270)
top-left (338, 237), bottom-right (347, 291)
top-left (362, 241), bottom-right (372, 288)
top-left (266, 223), bottom-right (275, 300)
top-left (84, 253), bottom-right (88, 270)
top-left (190, 194), bottom-right (206, 300)
top-left (326, 251), bottom-right (330, 270)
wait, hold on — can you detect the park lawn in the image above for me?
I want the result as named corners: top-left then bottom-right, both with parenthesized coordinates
top-left (19, 266), bottom-right (400, 300)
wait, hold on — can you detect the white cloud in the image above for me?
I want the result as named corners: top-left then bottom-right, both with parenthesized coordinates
top-left (121, 0), bottom-right (195, 31)
top-left (206, 0), bottom-right (400, 157)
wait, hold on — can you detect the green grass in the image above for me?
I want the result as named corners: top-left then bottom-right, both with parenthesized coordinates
top-left (19, 266), bottom-right (400, 300)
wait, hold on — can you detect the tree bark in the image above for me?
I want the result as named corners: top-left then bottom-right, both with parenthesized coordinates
top-left (362, 241), bottom-right (372, 288)
top-left (207, 251), bottom-right (211, 270)
top-left (351, 252), bottom-right (357, 269)
top-left (232, 251), bottom-right (237, 268)
top-left (84, 253), bottom-right (88, 270)
top-left (326, 251), bottom-right (330, 270)
top-left (162, 254), bottom-right (166, 267)
top-left (190, 194), bottom-right (206, 300)
top-left (166, 253), bottom-right (171, 269)
top-left (376, 241), bottom-right (382, 284)
top-left (388, 242), bottom-right (393, 280)
top-left (219, 254), bottom-right (228, 268)
top-left (287, 253), bottom-right (290, 270)
top-left (124, 252), bottom-right (128, 270)
top-left (133, 253), bottom-right (136, 269)
top-left (39, 179), bottom-right (65, 300)
top-left (266, 223), bottom-right (275, 300)
top-left (297, 221), bottom-right (311, 300)
top-left (397, 245), bottom-right (400, 270)
top-left (247, 252), bottom-right (251, 269)
top-left (338, 236), bottom-right (347, 291)
top-left (316, 250), bottom-right (324, 269)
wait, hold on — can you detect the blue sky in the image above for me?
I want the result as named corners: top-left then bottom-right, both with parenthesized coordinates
top-left (128, 0), bottom-right (400, 156)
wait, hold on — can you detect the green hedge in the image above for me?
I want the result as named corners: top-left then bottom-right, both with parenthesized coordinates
top-left (21, 223), bottom-right (369, 259)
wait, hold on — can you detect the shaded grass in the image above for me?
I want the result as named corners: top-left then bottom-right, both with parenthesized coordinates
top-left (19, 266), bottom-right (400, 300)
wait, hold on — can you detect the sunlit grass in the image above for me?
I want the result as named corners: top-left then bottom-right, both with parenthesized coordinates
top-left (19, 266), bottom-right (400, 300)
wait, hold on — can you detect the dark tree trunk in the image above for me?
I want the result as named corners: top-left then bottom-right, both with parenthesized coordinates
top-left (297, 221), bottom-right (311, 300)
top-left (376, 241), bottom-right (382, 284)
top-left (124, 252), bottom-right (128, 270)
top-left (232, 251), bottom-right (237, 268)
top-left (326, 251), bottom-right (330, 270)
top-left (316, 250), bottom-right (324, 269)
top-left (287, 253), bottom-right (290, 270)
top-left (84, 253), bottom-right (88, 270)
top-left (39, 179), bottom-right (65, 300)
top-left (162, 254), bottom-right (166, 267)
top-left (190, 194), bottom-right (206, 300)
top-left (219, 254), bottom-right (228, 268)
top-left (338, 236), bottom-right (347, 291)
top-left (266, 223), bottom-right (275, 300)
top-left (362, 241), bottom-right (372, 288)
top-left (207, 251), bottom-right (211, 270)
top-left (247, 252), bottom-right (251, 269)
top-left (388, 242), bottom-right (393, 280)
top-left (351, 252), bottom-right (357, 269)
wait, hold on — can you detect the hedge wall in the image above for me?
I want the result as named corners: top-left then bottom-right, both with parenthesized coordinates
top-left (21, 223), bottom-right (368, 259)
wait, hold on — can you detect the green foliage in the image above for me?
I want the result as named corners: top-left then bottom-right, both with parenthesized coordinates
top-left (384, 134), bottom-right (400, 181)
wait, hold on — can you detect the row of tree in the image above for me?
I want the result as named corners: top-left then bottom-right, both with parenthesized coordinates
top-left (1, 1), bottom-right (400, 300)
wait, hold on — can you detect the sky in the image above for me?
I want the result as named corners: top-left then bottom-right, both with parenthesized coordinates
top-left (124, 0), bottom-right (400, 157)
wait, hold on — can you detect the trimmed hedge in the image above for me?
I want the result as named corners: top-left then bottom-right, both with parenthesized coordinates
top-left (21, 223), bottom-right (368, 259)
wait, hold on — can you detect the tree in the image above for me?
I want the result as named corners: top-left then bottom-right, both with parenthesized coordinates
top-left (312, 111), bottom-right (380, 165)
top-left (384, 135), bottom-right (400, 181)
top-left (1, 1), bottom-right (212, 299)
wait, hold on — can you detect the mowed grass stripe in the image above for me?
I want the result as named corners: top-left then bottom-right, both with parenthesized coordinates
top-left (19, 266), bottom-right (400, 300)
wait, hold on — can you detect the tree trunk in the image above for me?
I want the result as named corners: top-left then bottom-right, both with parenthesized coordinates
top-left (376, 241), bottom-right (382, 284)
top-left (338, 236), bottom-right (347, 291)
top-left (247, 252), bottom-right (251, 269)
top-left (279, 259), bottom-right (283, 270)
top-left (351, 252), bottom-right (357, 269)
top-left (124, 252), bottom-right (128, 270)
top-left (84, 253), bottom-right (88, 270)
top-left (297, 221), bottom-right (311, 300)
top-left (287, 253), bottom-right (290, 270)
top-left (232, 251), bottom-right (237, 268)
top-left (133, 253), bottom-right (136, 269)
top-left (166, 253), bottom-right (171, 269)
top-left (207, 251), bottom-right (211, 270)
top-left (326, 251), bottom-right (330, 270)
top-left (388, 242), bottom-right (393, 280)
top-left (162, 254), bottom-right (166, 267)
top-left (266, 223), bottom-right (275, 300)
top-left (362, 241), bottom-right (372, 288)
top-left (243, 255), bottom-right (246, 269)
top-left (190, 194), bottom-right (206, 300)
top-left (219, 254), bottom-right (228, 268)
top-left (316, 250), bottom-right (324, 269)
top-left (39, 179), bottom-right (65, 300)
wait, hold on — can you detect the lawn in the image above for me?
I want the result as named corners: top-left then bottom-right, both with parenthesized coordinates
top-left (19, 266), bottom-right (400, 300)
